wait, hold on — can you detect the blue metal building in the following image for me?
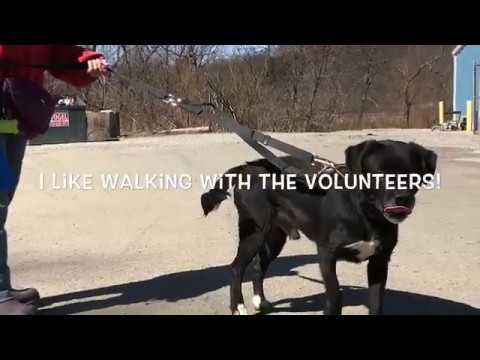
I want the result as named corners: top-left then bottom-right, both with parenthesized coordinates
top-left (453, 45), bottom-right (480, 131)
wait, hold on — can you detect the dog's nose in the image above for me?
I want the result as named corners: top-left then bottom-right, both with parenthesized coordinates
top-left (395, 195), bottom-right (413, 208)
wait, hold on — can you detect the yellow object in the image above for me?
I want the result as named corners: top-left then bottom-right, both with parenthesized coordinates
top-left (438, 101), bottom-right (444, 124)
top-left (0, 120), bottom-right (19, 134)
top-left (466, 101), bottom-right (473, 132)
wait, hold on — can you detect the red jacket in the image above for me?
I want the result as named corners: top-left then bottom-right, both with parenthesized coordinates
top-left (0, 45), bottom-right (103, 88)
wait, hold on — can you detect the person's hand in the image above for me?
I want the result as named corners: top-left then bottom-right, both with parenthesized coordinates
top-left (86, 57), bottom-right (109, 79)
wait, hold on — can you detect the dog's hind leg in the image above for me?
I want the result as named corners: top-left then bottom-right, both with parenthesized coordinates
top-left (251, 227), bottom-right (287, 313)
top-left (230, 216), bottom-right (265, 315)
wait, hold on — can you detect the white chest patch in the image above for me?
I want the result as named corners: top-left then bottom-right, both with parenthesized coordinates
top-left (344, 240), bottom-right (380, 261)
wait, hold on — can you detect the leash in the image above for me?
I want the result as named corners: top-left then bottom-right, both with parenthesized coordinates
top-left (0, 60), bottom-right (347, 183)
top-left (107, 68), bottom-right (347, 180)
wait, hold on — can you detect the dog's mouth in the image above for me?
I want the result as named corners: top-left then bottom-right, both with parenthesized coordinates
top-left (383, 206), bottom-right (412, 223)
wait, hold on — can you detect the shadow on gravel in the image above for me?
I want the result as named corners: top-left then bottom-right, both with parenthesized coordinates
top-left (39, 254), bottom-right (480, 315)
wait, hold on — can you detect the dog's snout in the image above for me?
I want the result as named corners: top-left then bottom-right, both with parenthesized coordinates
top-left (395, 194), bottom-right (413, 208)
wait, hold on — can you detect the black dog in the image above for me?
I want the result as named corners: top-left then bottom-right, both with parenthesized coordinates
top-left (201, 140), bottom-right (437, 315)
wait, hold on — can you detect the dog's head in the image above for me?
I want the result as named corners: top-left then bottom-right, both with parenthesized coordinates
top-left (345, 140), bottom-right (437, 224)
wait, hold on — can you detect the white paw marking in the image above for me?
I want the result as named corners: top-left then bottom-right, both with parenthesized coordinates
top-left (252, 295), bottom-right (262, 311)
top-left (233, 304), bottom-right (248, 315)
top-left (344, 240), bottom-right (380, 261)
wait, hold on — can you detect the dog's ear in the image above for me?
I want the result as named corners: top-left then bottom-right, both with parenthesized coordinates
top-left (345, 140), bottom-right (383, 173)
top-left (409, 142), bottom-right (437, 176)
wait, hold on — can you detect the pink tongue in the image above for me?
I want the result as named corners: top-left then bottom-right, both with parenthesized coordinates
top-left (384, 206), bottom-right (412, 215)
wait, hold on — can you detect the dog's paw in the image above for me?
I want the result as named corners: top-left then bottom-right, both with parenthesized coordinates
top-left (252, 295), bottom-right (273, 312)
top-left (233, 304), bottom-right (248, 315)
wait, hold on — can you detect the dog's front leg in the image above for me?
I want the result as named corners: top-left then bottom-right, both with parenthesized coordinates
top-left (318, 252), bottom-right (341, 315)
top-left (367, 255), bottom-right (389, 315)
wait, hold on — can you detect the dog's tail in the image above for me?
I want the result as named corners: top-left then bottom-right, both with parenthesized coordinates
top-left (201, 165), bottom-right (245, 216)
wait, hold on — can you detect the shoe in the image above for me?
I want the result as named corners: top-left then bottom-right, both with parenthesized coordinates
top-left (0, 297), bottom-right (37, 315)
top-left (9, 288), bottom-right (40, 306)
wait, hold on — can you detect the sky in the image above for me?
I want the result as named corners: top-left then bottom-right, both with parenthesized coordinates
top-left (222, 45), bottom-right (269, 56)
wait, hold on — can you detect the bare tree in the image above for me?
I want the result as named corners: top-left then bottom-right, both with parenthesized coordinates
top-left (356, 46), bottom-right (385, 127)
top-left (394, 46), bottom-right (444, 128)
